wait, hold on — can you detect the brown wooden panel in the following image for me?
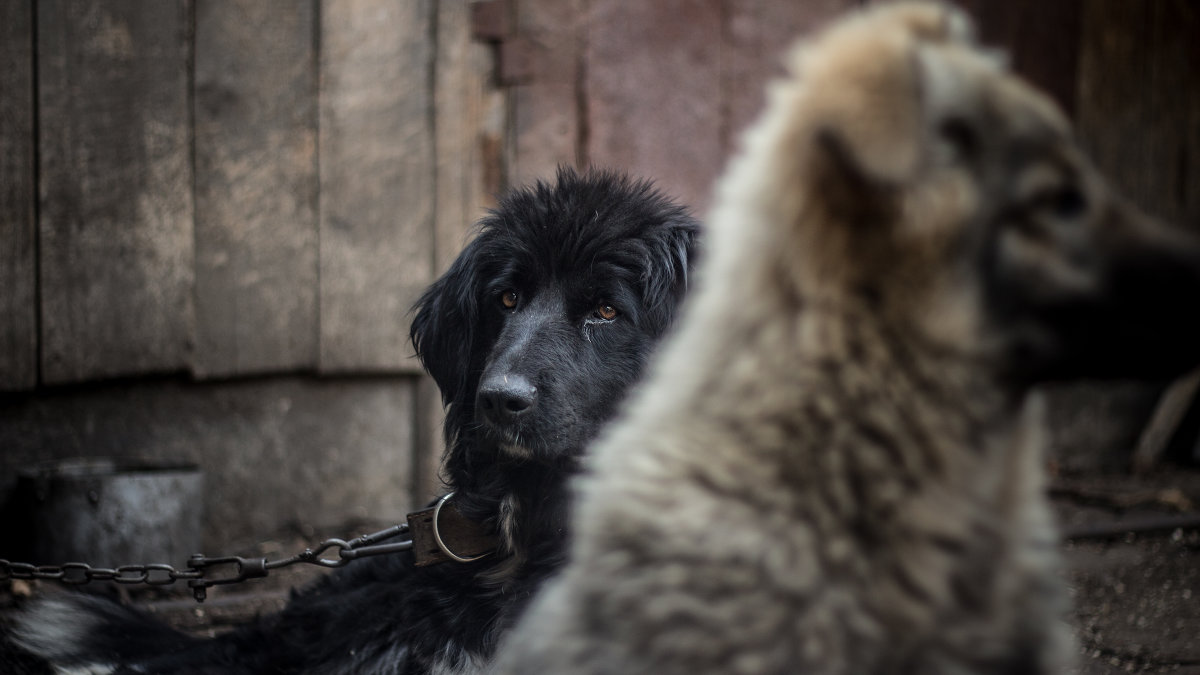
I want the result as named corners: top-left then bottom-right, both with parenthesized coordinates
top-left (192, 0), bottom-right (319, 378)
top-left (724, 0), bottom-right (857, 155)
top-left (37, 1), bottom-right (194, 385)
top-left (1077, 0), bottom-right (1200, 226)
top-left (510, 0), bottom-right (584, 186)
top-left (952, 0), bottom-right (1081, 118)
top-left (585, 0), bottom-right (723, 213)
top-left (319, 0), bottom-right (435, 373)
top-left (0, 1), bottom-right (37, 391)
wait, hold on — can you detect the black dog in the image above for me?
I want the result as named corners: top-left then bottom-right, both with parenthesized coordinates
top-left (12, 168), bottom-right (700, 674)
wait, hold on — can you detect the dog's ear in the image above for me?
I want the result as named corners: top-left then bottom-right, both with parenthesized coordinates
top-left (809, 6), bottom-right (983, 198)
top-left (410, 238), bottom-right (482, 406)
top-left (812, 125), bottom-right (900, 221)
top-left (663, 215), bottom-right (701, 295)
top-left (650, 216), bottom-right (701, 332)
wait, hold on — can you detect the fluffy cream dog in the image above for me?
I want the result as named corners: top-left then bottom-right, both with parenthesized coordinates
top-left (493, 3), bottom-right (1200, 674)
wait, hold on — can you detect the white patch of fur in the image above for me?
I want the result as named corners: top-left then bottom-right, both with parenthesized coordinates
top-left (499, 491), bottom-right (521, 552)
top-left (56, 666), bottom-right (118, 675)
top-left (499, 442), bottom-right (532, 459)
top-left (320, 644), bottom-right (409, 675)
top-left (12, 598), bottom-right (99, 661)
top-left (429, 650), bottom-right (486, 675)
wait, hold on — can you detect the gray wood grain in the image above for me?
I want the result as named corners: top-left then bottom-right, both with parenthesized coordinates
top-left (193, 0), bottom-right (319, 378)
top-left (319, 0), bottom-right (435, 373)
top-left (0, 1), bottom-right (37, 391)
top-left (37, 0), bottom-right (194, 384)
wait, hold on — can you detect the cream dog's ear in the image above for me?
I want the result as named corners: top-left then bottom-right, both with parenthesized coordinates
top-left (803, 3), bottom-right (981, 194)
top-left (809, 124), bottom-right (903, 224)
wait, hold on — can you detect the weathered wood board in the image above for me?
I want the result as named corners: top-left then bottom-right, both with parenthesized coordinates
top-left (951, 0), bottom-right (1081, 117)
top-left (192, 0), bottom-right (320, 378)
top-left (1077, 0), bottom-right (1200, 227)
top-left (0, 1), bottom-right (38, 391)
top-left (37, 1), bottom-right (195, 384)
top-left (318, 0), bottom-right (435, 373)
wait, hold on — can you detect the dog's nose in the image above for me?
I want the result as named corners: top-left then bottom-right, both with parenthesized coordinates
top-left (477, 374), bottom-right (537, 424)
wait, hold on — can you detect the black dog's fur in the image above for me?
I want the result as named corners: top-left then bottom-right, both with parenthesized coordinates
top-left (11, 168), bottom-right (699, 674)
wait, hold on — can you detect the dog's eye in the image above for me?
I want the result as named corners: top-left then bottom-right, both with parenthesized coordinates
top-left (1031, 185), bottom-right (1087, 222)
top-left (593, 303), bottom-right (618, 321)
top-left (936, 117), bottom-right (978, 164)
top-left (500, 290), bottom-right (518, 309)
top-left (1048, 186), bottom-right (1086, 220)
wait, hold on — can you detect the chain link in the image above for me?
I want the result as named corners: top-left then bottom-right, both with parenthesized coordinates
top-left (0, 522), bottom-right (412, 603)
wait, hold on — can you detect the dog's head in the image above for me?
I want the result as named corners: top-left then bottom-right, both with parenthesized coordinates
top-left (411, 167), bottom-right (699, 470)
top-left (721, 1), bottom-right (1200, 388)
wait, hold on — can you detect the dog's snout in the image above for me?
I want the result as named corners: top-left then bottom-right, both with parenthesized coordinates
top-left (477, 374), bottom-right (538, 424)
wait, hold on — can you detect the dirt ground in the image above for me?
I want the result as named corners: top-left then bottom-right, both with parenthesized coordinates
top-left (3, 469), bottom-right (1200, 673)
top-left (1056, 467), bottom-right (1200, 674)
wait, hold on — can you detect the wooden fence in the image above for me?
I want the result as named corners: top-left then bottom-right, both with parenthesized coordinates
top-left (1, 0), bottom-right (495, 391)
top-left (1, 0), bottom-right (1196, 547)
top-left (5, 0), bottom-right (1195, 393)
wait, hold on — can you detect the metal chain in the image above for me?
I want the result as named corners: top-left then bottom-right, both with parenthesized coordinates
top-left (0, 521), bottom-right (412, 603)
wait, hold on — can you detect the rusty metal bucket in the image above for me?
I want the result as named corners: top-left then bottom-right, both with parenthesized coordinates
top-left (18, 458), bottom-right (204, 568)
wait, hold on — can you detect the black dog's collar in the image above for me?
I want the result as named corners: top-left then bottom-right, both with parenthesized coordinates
top-left (408, 492), bottom-right (499, 566)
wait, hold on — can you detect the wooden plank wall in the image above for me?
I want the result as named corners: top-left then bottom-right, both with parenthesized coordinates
top-left (0, 0), bottom-right (495, 542)
top-left (4, 0), bottom-right (1197, 501)
top-left (952, 0), bottom-right (1081, 118)
top-left (318, 0), bottom-right (436, 374)
top-left (0, 2), bottom-right (37, 391)
top-left (13, 0), bottom-right (1193, 390)
top-left (584, 0), bottom-right (725, 212)
top-left (37, 1), bottom-right (195, 385)
top-left (1077, 0), bottom-right (1200, 229)
top-left (2, 0), bottom-right (494, 393)
top-left (193, 0), bottom-right (319, 378)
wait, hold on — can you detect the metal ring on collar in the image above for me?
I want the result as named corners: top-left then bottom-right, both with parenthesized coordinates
top-left (432, 492), bottom-right (491, 563)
